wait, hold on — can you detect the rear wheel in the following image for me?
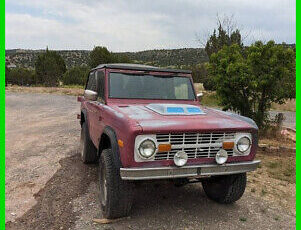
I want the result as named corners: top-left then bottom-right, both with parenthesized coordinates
top-left (99, 149), bottom-right (134, 219)
top-left (80, 122), bottom-right (97, 163)
top-left (202, 173), bottom-right (247, 204)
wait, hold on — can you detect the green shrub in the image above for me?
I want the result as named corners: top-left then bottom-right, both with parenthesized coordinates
top-left (209, 41), bottom-right (295, 128)
top-left (5, 67), bottom-right (36, 86)
top-left (62, 66), bottom-right (89, 86)
top-left (35, 49), bottom-right (66, 86)
top-left (88, 46), bottom-right (131, 68)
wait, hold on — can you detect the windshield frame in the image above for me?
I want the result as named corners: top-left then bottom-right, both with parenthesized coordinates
top-left (107, 70), bottom-right (197, 101)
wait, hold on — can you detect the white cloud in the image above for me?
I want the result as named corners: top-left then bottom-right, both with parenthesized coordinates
top-left (5, 0), bottom-right (296, 51)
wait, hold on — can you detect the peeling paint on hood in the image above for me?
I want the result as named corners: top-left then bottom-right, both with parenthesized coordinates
top-left (118, 105), bottom-right (154, 119)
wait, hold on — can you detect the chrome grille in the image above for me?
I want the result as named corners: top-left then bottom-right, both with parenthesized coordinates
top-left (155, 132), bottom-right (235, 160)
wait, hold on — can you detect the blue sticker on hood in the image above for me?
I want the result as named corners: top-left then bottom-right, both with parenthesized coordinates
top-left (166, 107), bottom-right (185, 113)
top-left (146, 104), bottom-right (206, 115)
top-left (187, 107), bottom-right (202, 113)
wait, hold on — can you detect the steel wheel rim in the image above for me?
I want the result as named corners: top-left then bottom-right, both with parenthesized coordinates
top-left (80, 128), bottom-right (84, 158)
top-left (100, 164), bottom-right (107, 206)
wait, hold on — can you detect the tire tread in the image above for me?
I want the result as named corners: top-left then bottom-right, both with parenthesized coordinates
top-left (202, 173), bottom-right (246, 204)
top-left (81, 122), bottom-right (97, 163)
top-left (100, 149), bottom-right (133, 218)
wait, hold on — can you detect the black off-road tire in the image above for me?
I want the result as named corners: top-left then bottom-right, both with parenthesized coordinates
top-left (80, 121), bottom-right (97, 163)
top-left (99, 149), bottom-right (134, 219)
top-left (202, 173), bottom-right (247, 204)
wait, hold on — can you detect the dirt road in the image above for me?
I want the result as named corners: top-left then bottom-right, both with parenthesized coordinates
top-left (5, 92), bottom-right (296, 230)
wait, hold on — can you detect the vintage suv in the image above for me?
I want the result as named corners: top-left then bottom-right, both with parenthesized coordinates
top-left (78, 63), bottom-right (260, 219)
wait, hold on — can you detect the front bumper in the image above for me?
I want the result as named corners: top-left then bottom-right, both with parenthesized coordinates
top-left (120, 160), bottom-right (260, 180)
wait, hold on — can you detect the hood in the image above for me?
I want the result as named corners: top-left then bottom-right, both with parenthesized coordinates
top-left (110, 103), bottom-right (257, 133)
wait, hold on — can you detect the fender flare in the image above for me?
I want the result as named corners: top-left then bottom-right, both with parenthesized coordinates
top-left (80, 109), bottom-right (93, 141)
top-left (80, 109), bottom-right (87, 126)
top-left (99, 126), bottom-right (123, 169)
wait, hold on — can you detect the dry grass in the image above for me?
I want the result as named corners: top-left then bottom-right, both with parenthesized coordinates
top-left (5, 85), bottom-right (84, 96)
top-left (200, 91), bottom-right (220, 108)
top-left (193, 83), bottom-right (205, 93)
top-left (271, 99), bottom-right (296, 112)
top-left (247, 132), bottom-right (296, 215)
top-left (261, 154), bottom-right (295, 183)
top-left (248, 151), bottom-right (296, 214)
top-left (259, 124), bottom-right (296, 148)
top-left (259, 136), bottom-right (296, 149)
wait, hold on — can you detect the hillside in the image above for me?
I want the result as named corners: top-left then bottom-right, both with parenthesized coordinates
top-left (5, 48), bottom-right (208, 69)
top-left (118, 48), bottom-right (208, 67)
top-left (5, 44), bottom-right (294, 69)
top-left (5, 49), bottom-right (90, 69)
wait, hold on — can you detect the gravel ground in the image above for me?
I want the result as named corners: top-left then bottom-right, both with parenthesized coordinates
top-left (5, 92), bottom-right (296, 230)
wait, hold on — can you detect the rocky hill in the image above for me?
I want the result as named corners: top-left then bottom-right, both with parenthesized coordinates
top-left (6, 43), bottom-right (294, 69)
top-left (5, 48), bottom-right (208, 69)
top-left (117, 48), bottom-right (208, 67)
top-left (5, 49), bottom-right (90, 69)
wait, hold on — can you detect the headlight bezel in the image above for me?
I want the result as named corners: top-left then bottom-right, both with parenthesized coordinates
top-left (234, 133), bottom-right (252, 156)
top-left (134, 135), bottom-right (158, 161)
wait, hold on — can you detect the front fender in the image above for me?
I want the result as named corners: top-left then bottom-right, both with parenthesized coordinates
top-left (99, 126), bottom-right (123, 169)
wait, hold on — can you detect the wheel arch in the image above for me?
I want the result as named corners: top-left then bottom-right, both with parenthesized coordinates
top-left (80, 109), bottom-right (87, 127)
top-left (80, 109), bottom-right (93, 142)
top-left (98, 126), bottom-right (122, 168)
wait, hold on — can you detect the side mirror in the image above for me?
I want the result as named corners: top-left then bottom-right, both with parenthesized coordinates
top-left (84, 89), bottom-right (98, 101)
top-left (197, 92), bottom-right (203, 100)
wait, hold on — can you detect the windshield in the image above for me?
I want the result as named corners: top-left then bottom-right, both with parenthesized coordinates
top-left (109, 72), bottom-right (196, 100)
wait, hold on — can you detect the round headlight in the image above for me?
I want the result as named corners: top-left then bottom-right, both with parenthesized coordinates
top-left (237, 136), bottom-right (251, 153)
top-left (138, 139), bottom-right (156, 158)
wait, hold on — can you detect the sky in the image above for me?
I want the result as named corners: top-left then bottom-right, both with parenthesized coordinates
top-left (5, 0), bottom-right (296, 52)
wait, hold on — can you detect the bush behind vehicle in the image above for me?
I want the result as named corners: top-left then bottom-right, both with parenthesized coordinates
top-left (62, 66), bottom-right (89, 86)
top-left (5, 67), bottom-right (36, 86)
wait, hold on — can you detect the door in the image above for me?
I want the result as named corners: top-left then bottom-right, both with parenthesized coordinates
top-left (85, 71), bottom-right (99, 146)
top-left (93, 70), bottom-right (106, 145)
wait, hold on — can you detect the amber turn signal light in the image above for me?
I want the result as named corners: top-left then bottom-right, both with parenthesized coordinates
top-left (118, 139), bottom-right (124, 148)
top-left (158, 144), bottom-right (171, 152)
top-left (222, 141), bottom-right (234, 150)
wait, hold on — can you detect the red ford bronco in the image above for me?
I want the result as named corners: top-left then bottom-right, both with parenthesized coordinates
top-left (78, 64), bottom-right (260, 219)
